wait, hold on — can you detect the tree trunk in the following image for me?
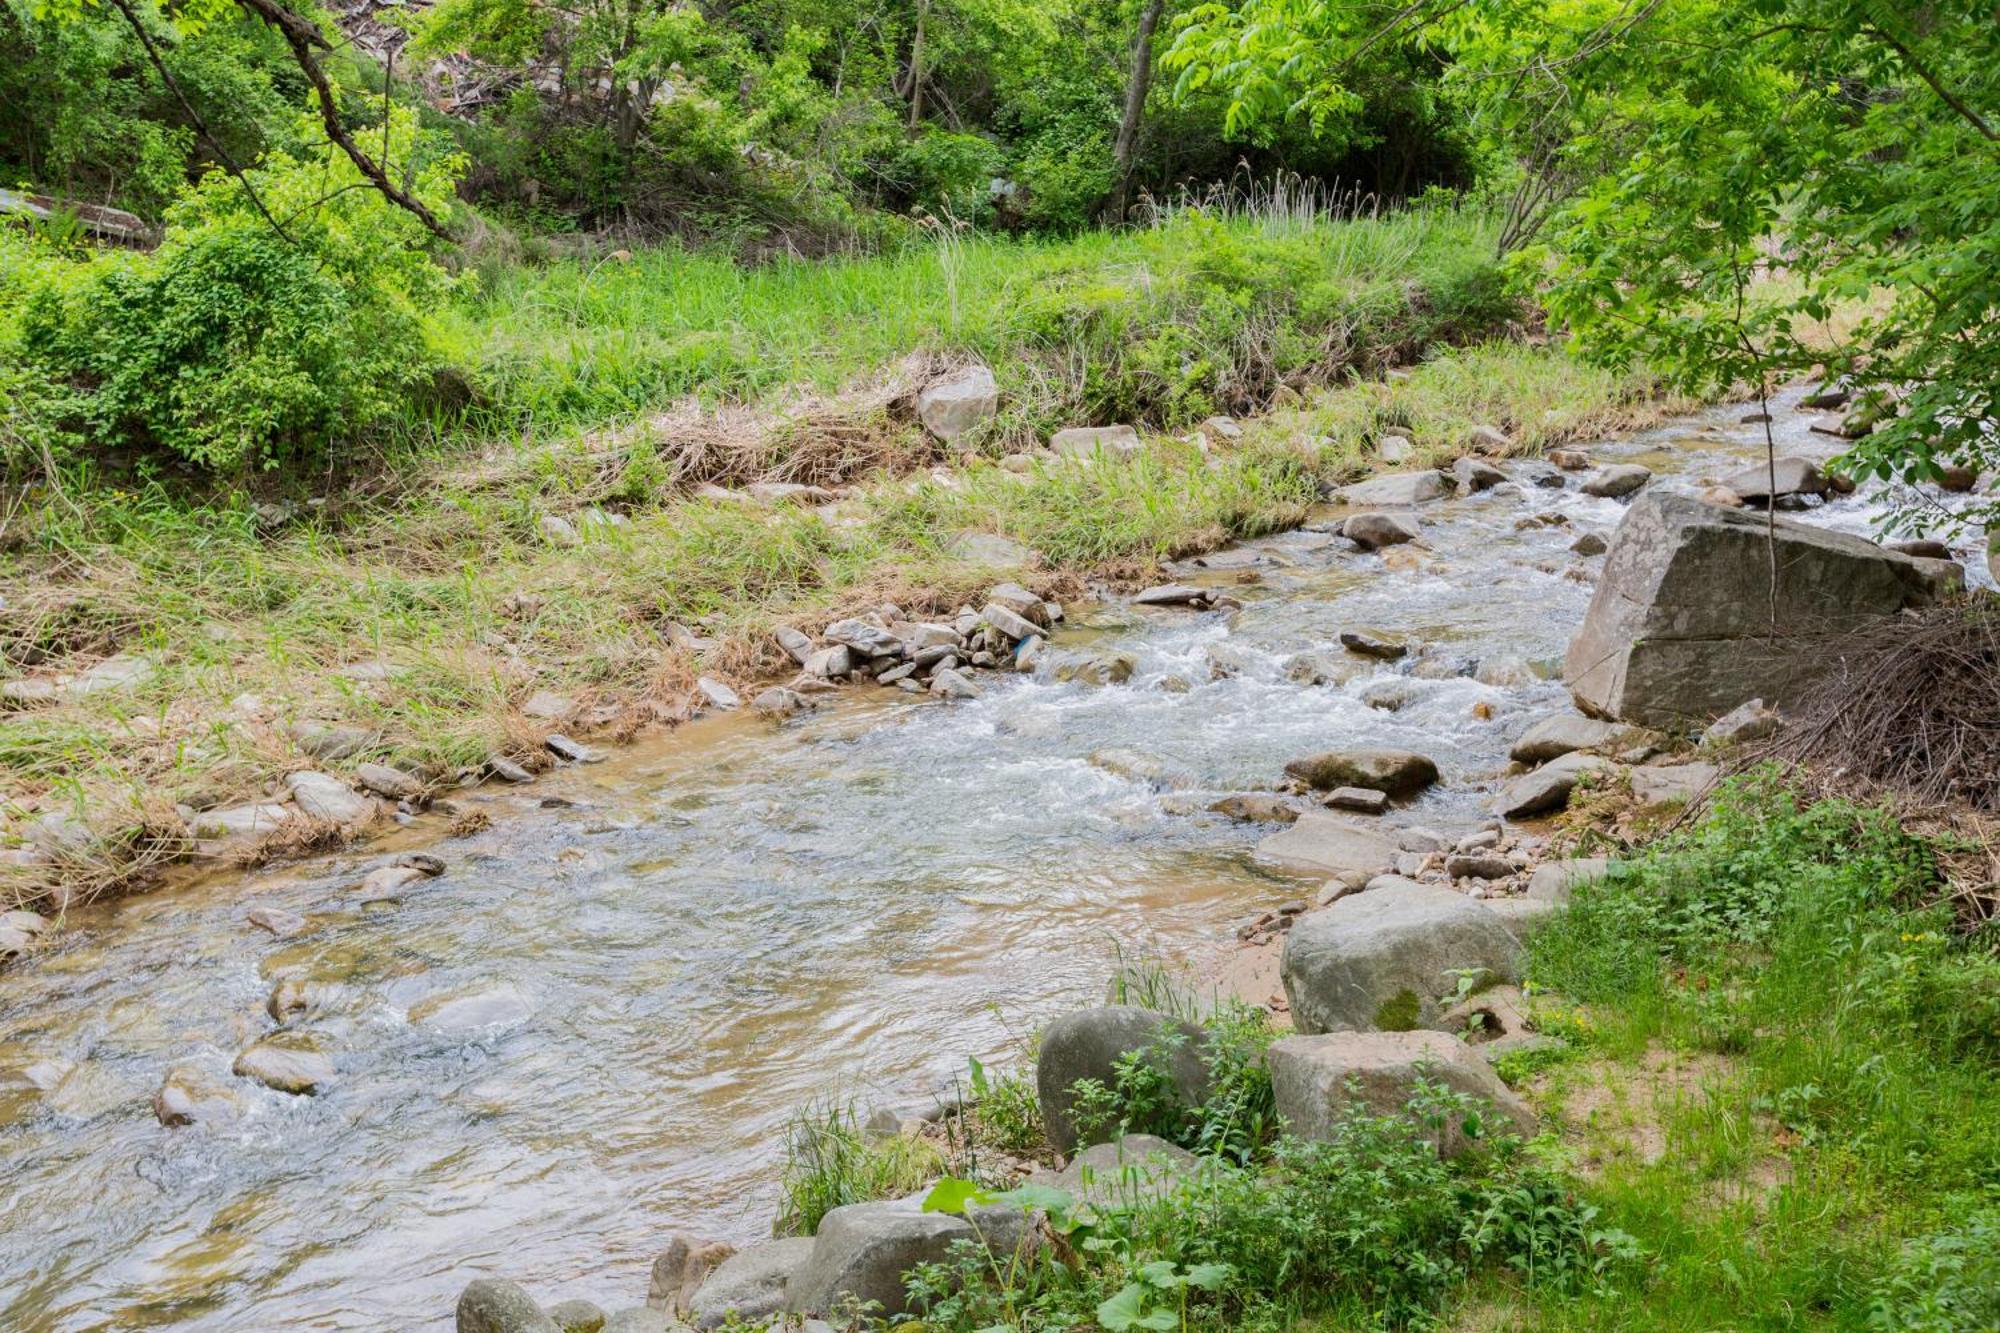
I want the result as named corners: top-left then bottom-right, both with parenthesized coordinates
top-left (1104, 0), bottom-right (1165, 223)
top-left (906, 0), bottom-right (929, 135)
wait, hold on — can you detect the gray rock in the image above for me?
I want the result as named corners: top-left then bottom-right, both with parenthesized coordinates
top-left (1324, 786), bottom-right (1388, 815)
top-left (1339, 631), bottom-right (1407, 660)
top-left (804, 644), bottom-right (855, 679)
top-left (1565, 494), bottom-right (1942, 725)
top-left (1397, 827), bottom-right (1450, 854)
top-left (1342, 512), bottom-right (1421, 550)
top-left (544, 734), bottom-right (603, 764)
top-left (1467, 424), bottom-right (1512, 454)
top-left (1283, 749), bottom-right (1438, 797)
top-left (190, 802), bottom-right (294, 839)
top-left (1281, 883), bottom-right (1522, 1034)
top-left (1054, 651), bottom-right (1137, 686)
top-left (1570, 532), bottom-right (1608, 557)
top-left (918, 366), bottom-right (1000, 443)
top-left (1050, 424), bottom-right (1141, 460)
top-left (1527, 856), bottom-right (1609, 903)
top-left (1701, 699), bottom-right (1779, 747)
top-left (788, 1195), bottom-right (1036, 1317)
top-left (355, 762), bottom-right (424, 802)
top-left (1133, 583), bottom-right (1205, 607)
top-left (1492, 752), bottom-right (1615, 819)
top-left (1630, 762), bottom-right (1720, 808)
top-left (1581, 464), bottom-right (1652, 498)
top-left (1446, 854), bottom-right (1513, 880)
top-left (458, 1280), bottom-right (561, 1333)
top-left (986, 583), bottom-right (1052, 626)
top-left (544, 1300), bottom-right (605, 1332)
top-left (1036, 1005), bottom-right (1211, 1155)
top-left (152, 1066), bottom-right (245, 1127)
top-left (1255, 814), bottom-right (1398, 879)
top-left (1453, 457), bottom-right (1507, 492)
top-left (694, 677), bottom-right (741, 711)
top-left (647, 1235), bottom-right (737, 1315)
top-left (982, 603), bottom-right (1042, 640)
top-left (1268, 1030), bottom-right (1535, 1155)
top-left (929, 668), bottom-right (981, 700)
top-left (245, 905), bottom-right (308, 938)
top-left (286, 771), bottom-right (374, 824)
top-left (775, 626), bottom-right (814, 665)
top-left (290, 720), bottom-right (373, 761)
top-left (520, 690), bottom-right (574, 721)
top-left (1548, 449), bottom-right (1592, 471)
top-left (1199, 415), bottom-right (1244, 444)
top-left (64, 652), bottom-right (154, 699)
top-left (1027, 1134), bottom-right (1200, 1206)
top-left (688, 1238), bottom-right (814, 1328)
top-left (1206, 793), bottom-right (1300, 823)
top-left (825, 619), bottom-right (901, 656)
top-left (1723, 457), bottom-right (1830, 505)
top-left (752, 687), bottom-right (809, 718)
top-left (1337, 471), bottom-right (1449, 507)
top-left (489, 756), bottom-right (535, 783)
top-left (1508, 713), bottom-right (1623, 765)
top-left (600, 1308), bottom-right (678, 1333)
top-left (1377, 434), bottom-right (1415, 463)
top-left (1088, 749), bottom-right (1192, 790)
top-left (233, 1039), bottom-right (336, 1095)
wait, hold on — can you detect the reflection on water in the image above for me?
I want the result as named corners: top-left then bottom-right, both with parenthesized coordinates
top-left (0, 387), bottom-right (1987, 1329)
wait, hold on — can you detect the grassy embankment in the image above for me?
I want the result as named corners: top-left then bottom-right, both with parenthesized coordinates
top-left (778, 775), bottom-right (2000, 1331)
top-left (1, 206), bottom-right (1688, 901)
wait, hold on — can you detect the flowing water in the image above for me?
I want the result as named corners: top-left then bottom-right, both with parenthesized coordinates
top-left (1, 388), bottom-right (1989, 1331)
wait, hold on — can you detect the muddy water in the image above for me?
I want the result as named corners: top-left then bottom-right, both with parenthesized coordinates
top-left (1, 389), bottom-right (1989, 1331)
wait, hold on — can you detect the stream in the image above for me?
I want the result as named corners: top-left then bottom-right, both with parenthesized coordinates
top-left (1, 387), bottom-right (1990, 1331)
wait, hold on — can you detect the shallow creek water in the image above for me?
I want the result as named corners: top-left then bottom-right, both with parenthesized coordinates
top-left (1, 388), bottom-right (1990, 1331)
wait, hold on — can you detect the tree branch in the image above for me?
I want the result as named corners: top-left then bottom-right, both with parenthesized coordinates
top-left (1861, 21), bottom-right (1997, 142)
top-left (231, 0), bottom-right (456, 239)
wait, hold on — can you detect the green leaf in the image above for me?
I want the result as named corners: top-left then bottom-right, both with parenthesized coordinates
top-left (920, 1177), bottom-right (990, 1216)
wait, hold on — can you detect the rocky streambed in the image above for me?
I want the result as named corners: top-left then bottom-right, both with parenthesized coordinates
top-left (1, 387), bottom-right (1991, 1331)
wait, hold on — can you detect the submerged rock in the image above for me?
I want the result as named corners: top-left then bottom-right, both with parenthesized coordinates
top-left (233, 1038), bottom-right (336, 1095)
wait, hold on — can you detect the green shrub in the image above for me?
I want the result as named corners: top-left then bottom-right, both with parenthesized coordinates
top-left (15, 107), bottom-right (463, 476)
top-left (1064, 996), bottom-right (1276, 1167)
top-left (1868, 1203), bottom-right (2000, 1332)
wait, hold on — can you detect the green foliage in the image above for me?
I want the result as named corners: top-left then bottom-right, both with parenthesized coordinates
top-left (13, 107), bottom-right (463, 475)
top-left (966, 1055), bottom-right (1045, 1154)
top-left (1868, 1203), bottom-right (2000, 1333)
top-left (777, 1099), bottom-right (947, 1236)
top-left (1065, 998), bottom-right (1276, 1166)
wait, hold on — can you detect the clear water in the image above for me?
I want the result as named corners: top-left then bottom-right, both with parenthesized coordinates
top-left (1, 387), bottom-right (1986, 1329)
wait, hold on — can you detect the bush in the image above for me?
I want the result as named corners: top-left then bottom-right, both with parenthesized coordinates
top-left (1868, 1204), bottom-right (2000, 1332)
top-left (13, 107), bottom-right (463, 476)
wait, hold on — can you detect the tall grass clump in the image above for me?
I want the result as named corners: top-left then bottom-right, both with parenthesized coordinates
top-left (778, 1099), bottom-right (947, 1236)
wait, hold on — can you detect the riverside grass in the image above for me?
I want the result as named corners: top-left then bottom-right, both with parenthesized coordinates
top-left (0, 207), bottom-right (1684, 902)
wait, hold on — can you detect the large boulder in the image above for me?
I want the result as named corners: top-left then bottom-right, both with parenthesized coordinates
top-left (1491, 752), bottom-right (1614, 819)
top-left (1337, 471), bottom-right (1449, 507)
top-left (1283, 749), bottom-right (1438, 797)
top-left (1036, 1006), bottom-right (1212, 1155)
top-left (917, 366), bottom-right (999, 443)
top-left (1564, 494), bottom-right (1944, 726)
top-left (1722, 457), bottom-right (1831, 506)
top-left (1281, 884), bottom-right (1522, 1034)
top-left (1267, 1030), bottom-right (1535, 1155)
top-left (787, 1194), bottom-right (1036, 1318)
top-left (1508, 714), bottom-right (1623, 765)
top-left (687, 1238), bottom-right (814, 1328)
top-left (1254, 814), bottom-right (1398, 879)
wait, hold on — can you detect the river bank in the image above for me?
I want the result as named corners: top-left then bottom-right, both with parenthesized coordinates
top-left (3, 378), bottom-right (1991, 1329)
top-left (1, 340), bottom-right (1686, 913)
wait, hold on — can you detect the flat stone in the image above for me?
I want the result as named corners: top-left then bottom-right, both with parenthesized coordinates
top-left (1548, 449), bottom-right (1591, 471)
top-left (355, 762), bottom-right (424, 802)
top-left (1324, 786), bottom-right (1388, 814)
top-left (189, 802), bottom-right (293, 839)
top-left (1281, 885), bottom-right (1522, 1034)
top-left (286, 771), bottom-right (374, 824)
top-left (981, 603), bottom-right (1041, 640)
top-left (1284, 749), bottom-right (1438, 797)
top-left (774, 626), bottom-right (813, 664)
top-left (1337, 472), bottom-right (1449, 507)
top-left (1630, 762), bottom-right (1720, 807)
top-left (824, 619), bottom-right (900, 656)
top-left (520, 690), bottom-right (574, 720)
top-left (1255, 813), bottom-right (1398, 878)
top-left (694, 677), bottom-right (741, 710)
top-left (986, 583), bottom-right (1052, 626)
top-left (1508, 713), bottom-right (1623, 765)
top-left (1339, 631), bottom-right (1406, 659)
top-left (544, 734), bottom-right (603, 763)
top-left (1446, 853), bottom-right (1514, 880)
top-left (1268, 1030), bottom-right (1535, 1155)
top-left (1722, 457), bottom-right (1830, 505)
top-left (1207, 794), bottom-right (1300, 823)
top-left (1054, 651), bottom-right (1137, 686)
top-left (1493, 752), bottom-right (1615, 818)
top-left (1133, 583), bottom-right (1205, 607)
top-left (245, 906), bottom-right (309, 938)
top-left (928, 667), bottom-right (981, 700)
top-left (1701, 699), bottom-right (1779, 747)
top-left (1050, 424), bottom-right (1142, 459)
top-left (687, 1238), bottom-right (813, 1328)
top-left (1581, 464), bottom-right (1652, 498)
top-left (489, 756), bottom-right (535, 783)
top-left (233, 1038), bottom-right (335, 1095)
top-left (65, 653), bottom-right (153, 699)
